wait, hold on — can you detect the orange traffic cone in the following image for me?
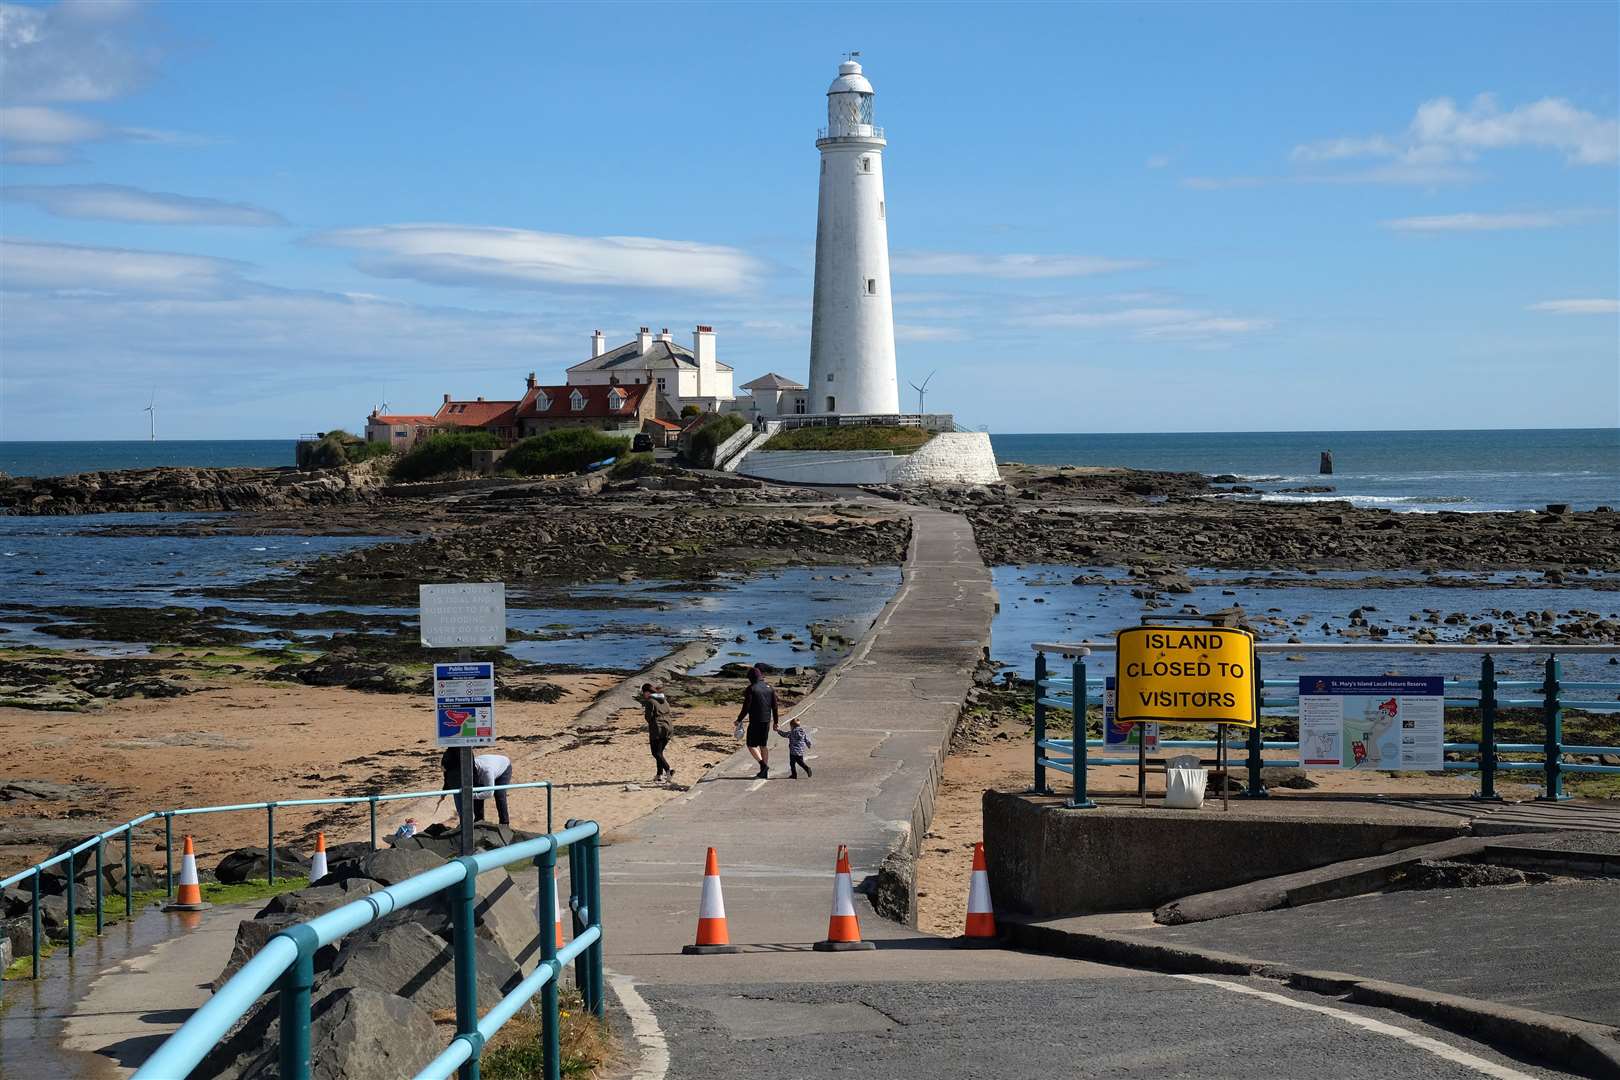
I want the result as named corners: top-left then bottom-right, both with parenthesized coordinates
top-left (309, 832), bottom-right (329, 883)
top-left (813, 845), bottom-right (875, 952)
top-left (162, 836), bottom-right (210, 912)
top-left (959, 841), bottom-right (998, 946)
top-left (536, 865), bottom-right (564, 948)
top-left (682, 847), bottom-right (741, 955)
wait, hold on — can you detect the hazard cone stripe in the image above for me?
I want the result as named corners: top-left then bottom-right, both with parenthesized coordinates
top-left (964, 842), bottom-right (996, 937)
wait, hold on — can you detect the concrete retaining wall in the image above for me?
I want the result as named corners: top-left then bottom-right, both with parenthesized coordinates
top-left (736, 431), bottom-right (1000, 486)
top-left (983, 791), bottom-right (1472, 917)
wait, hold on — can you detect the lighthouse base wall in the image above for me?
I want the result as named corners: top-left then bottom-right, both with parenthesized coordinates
top-left (737, 432), bottom-right (1000, 487)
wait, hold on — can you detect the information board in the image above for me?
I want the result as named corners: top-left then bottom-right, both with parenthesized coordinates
top-left (434, 662), bottom-right (496, 747)
top-left (420, 583), bottom-right (506, 648)
top-left (1102, 677), bottom-right (1158, 750)
top-left (1298, 676), bottom-right (1444, 771)
top-left (1115, 625), bottom-right (1256, 727)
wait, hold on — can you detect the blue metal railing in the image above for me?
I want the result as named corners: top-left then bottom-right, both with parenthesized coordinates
top-left (0, 780), bottom-right (552, 980)
top-left (1030, 642), bottom-right (1620, 807)
top-left (134, 818), bottom-right (602, 1080)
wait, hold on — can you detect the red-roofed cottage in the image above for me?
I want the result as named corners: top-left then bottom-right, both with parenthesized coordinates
top-left (515, 375), bottom-right (654, 437)
top-left (365, 411), bottom-right (438, 446)
top-left (432, 395), bottom-right (520, 443)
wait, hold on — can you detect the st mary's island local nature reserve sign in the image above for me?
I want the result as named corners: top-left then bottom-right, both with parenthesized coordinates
top-left (1115, 625), bottom-right (1256, 727)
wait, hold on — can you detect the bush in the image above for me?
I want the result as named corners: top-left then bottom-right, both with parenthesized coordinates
top-left (503, 428), bottom-right (630, 476)
top-left (609, 452), bottom-right (655, 479)
top-left (763, 425), bottom-right (934, 454)
top-left (393, 430), bottom-right (501, 481)
top-left (298, 430), bottom-right (394, 470)
top-left (686, 414), bottom-right (747, 467)
top-left (680, 404), bottom-right (702, 418)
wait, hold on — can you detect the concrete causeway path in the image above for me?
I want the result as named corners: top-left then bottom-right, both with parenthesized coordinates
top-left (599, 503), bottom-right (1004, 969)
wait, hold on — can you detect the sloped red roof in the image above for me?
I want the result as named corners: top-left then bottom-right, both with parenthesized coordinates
top-left (516, 383), bottom-right (647, 419)
top-left (647, 417), bottom-right (681, 430)
top-left (434, 400), bottom-right (519, 428)
top-left (372, 414), bottom-right (435, 424)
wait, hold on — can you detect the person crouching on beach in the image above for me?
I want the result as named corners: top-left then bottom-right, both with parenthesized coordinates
top-left (640, 681), bottom-right (674, 783)
top-left (775, 716), bottom-right (813, 779)
top-left (439, 748), bottom-right (513, 825)
top-left (737, 666), bottom-right (778, 779)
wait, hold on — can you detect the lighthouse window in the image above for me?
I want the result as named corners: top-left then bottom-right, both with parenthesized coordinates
top-left (827, 396), bottom-right (836, 412)
top-left (865, 278), bottom-right (877, 295)
top-left (879, 200), bottom-right (885, 219)
top-left (861, 156), bottom-right (871, 172)
top-left (827, 373), bottom-right (835, 382)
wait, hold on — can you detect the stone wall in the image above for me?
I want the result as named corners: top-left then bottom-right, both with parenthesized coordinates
top-left (983, 791), bottom-right (1471, 916)
top-left (736, 431), bottom-right (1000, 487)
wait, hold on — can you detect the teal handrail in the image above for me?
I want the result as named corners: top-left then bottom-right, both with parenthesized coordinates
top-left (0, 778), bottom-right (552, 980)
top-left (134, 819), bottom-right (602, 1080)
top-left (1029, 643), bottom-right (1620, 801)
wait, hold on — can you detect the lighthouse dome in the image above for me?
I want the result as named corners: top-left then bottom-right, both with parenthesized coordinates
top-left (827, 59), bottom-right (873, 96)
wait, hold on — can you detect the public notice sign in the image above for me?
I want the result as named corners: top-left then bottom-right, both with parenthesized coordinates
top-left (1115, 625), bottom-right (1257, 727)
top-left (1298, 676), bottom-right (1444, 771)
top-left (434, 662), bottom-right (496, 747)
top-left (419, 582), bottom-right (506, 648)
top-left (1102, 677), bottom-right (1158, 749)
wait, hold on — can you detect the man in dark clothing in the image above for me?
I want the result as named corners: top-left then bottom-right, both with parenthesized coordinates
top-left (640, 682), bottom-right (674, 783)
top-left (736, 666), bottom-right (778, 779)
top-left (440, 748), bottom-right (513, 825)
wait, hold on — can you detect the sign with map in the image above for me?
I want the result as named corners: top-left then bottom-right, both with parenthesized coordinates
top-left (434, 661), bottom-right (496, 747)
top-left (1297, 676), bottom-right (1444, 771)
top-left (1102, 677), bottom-right (1158, 750)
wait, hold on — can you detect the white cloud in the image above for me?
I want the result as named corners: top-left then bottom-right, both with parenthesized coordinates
top-left (3, 183), bottom-right (286, 226)
top-left (0, 0), bottom-right (157, 104)
top-left (1145, 153), bottom-right (1171, 169)
top-left (891, 251), bottom-right (1153, 279)
top-left (311, 224), bottom-right (763, 293)
top-left (1383, 210), bottom-right (1600, 232)
top-left (0, 104), bottom-right (105, 143)
top-left (1527, 299), bottom-right (1619, 315)
top-left (1294, 93), bottom-right (1619, 170)
top-left (1031, 306), bottom-right (1272, 341)
top-left (0, 238), bottom-right (248, 296)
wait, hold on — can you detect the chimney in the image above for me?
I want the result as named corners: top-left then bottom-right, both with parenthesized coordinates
top-left (693, 325), bottom-right (716, 400)
top-left (443, 393), bottom-right (451, 404)
top-left (637, 326), bottom-right (653, 354)
top-left (658, 327), bottom-right (673, 343)
top-left (526, 372), bottom-right (536, 390)
top-left (591, 330), bottom-right (605, 358)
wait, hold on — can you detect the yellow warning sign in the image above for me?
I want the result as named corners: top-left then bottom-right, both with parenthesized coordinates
top-left (1115, 625), bottom-right (1257, 727)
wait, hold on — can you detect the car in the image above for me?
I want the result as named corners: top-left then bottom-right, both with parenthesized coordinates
top-left (631, 433), bottom-right (654, 453)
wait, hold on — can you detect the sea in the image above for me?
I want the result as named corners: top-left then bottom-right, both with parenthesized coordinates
top-left (990, 428), bottom-right (1618, 512)
top-left (3, 429), bottom-right (1614, 512)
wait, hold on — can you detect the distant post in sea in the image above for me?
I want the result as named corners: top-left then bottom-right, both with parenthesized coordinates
top-left (1319, 450), bottom-right (1333, 475)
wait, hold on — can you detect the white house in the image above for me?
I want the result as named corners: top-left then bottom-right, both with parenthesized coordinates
top-left (739, 373), bottom-right (808, 418)
top-left (566, 325), bottom-right (735, 416)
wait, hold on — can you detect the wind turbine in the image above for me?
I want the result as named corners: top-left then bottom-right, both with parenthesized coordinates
top-left (144, 390), bottom-right (156, 442)
top-left (908, 371), bottom-right (936, 415)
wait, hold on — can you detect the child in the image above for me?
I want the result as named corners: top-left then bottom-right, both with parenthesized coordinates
top-left (774, 716), bottom-right (813, 779)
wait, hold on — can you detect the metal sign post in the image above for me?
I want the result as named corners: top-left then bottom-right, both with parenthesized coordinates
top-left (423, 584), bottom-right (505, 857)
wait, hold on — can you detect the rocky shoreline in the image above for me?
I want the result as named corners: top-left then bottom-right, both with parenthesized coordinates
top-left (0, 461), bottom-right (392, 515)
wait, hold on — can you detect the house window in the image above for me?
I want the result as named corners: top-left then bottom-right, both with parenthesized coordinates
top-left (865, 278), bottom-right (877, 295)
top-left (394, 430), bottom-right (407, 438)
top-left (535, 393), bottom-right (550, 411)
top-left (656, 377), bottom-right (667, 392)
top-left (794, 399), bottom-right (806, 415)
top-left (569, 390), bottom-right (585, 411)
top-left (608, 390), bottom-right (625, 411)
top-left (826, 396), bottom-right (836, 412)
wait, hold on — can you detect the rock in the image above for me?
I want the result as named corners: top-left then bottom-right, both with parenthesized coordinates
top-left (1259, 767), bottom-right (1317, 789)
top-left (389, 821), bottom-right (537, 860)
top-left (381, 867), bottom-right (543, 974)
top-left (215, 847), bottom-right (312, 885)
top-left (322, 918), bottom-right (519, 1012)
top-left (212, 913), bottom-right (329, 991)
top-left (321, 846), bottom-right (445, 887)
top-left (3, 915), bottom-right (36, 962)
top-left (198, 985), bottom-right (443, 1080)
top-left (0, 779), bottom-right (102, 802)
top-left (257, 879), bottom-right (381, 920)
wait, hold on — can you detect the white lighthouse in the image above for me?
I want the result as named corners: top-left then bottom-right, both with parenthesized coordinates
top-left (808, 56), bottom-right (900, 416)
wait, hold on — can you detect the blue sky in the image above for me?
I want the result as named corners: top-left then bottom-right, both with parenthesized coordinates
top-left (1, 0), bottom-right (1616, 439)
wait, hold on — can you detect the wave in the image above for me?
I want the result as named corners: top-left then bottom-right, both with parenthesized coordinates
top-left (1256, 493), bottom-right (1477, 508)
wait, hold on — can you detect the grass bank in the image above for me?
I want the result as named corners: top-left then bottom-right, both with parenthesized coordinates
top-left (763, 425), bottom-right (934, 454)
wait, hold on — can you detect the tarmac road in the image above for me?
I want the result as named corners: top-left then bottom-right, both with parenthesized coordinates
top-left (626, 969), bottom-right (1583, 1080)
